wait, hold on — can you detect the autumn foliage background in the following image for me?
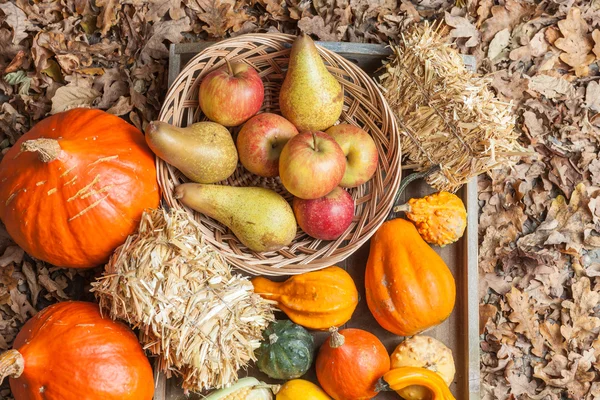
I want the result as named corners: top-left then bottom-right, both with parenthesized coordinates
top-left (2, 0), bottom-right (600, 399)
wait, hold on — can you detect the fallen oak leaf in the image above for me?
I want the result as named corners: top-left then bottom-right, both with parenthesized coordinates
top-left (139, 16), bottom-right (191, 64)
top-left (593, 29), bottom-right (600, 59)
top-left (480, 0), bottom-right (535, 43)
top-left (554, 7), bottom-right (595, 77)
top-left (0, 246), bottom-right (24, 268)
top-left (106, 95), bottom-right (133, 116)
top-left (95, 0), bottom-right (120, 35)
top-left (445, 11), bottom-right (480, 48)
top-left (506, 286), bottom-right (545, 357)
top-left (518, 184), bottom-right (599, 255)
top-left (528, 74), bottom-right (577, 100)
top-left (50, 85), bottom-right (100, 114)
top-left (487, 28), bottom-right (510, 60)
top-left (585, 81), bottom-right (600, 113)
top-left (298, 15), bottom-right (339, 41)
top-left (561, 277), bottom-right (600, 347)
top-left (0, 2), bottom-right (36, 45)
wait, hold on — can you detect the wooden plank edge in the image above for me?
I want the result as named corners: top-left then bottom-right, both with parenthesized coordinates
top-left (465, 177), bottom-right (481, 400)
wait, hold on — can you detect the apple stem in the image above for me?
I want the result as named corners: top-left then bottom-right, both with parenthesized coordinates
top-left (225, 59), bottom-right (234, 76)
top-left (387, 164), bottom-right (442, 221)
top-left (312, 132), bottom-right (318, 151)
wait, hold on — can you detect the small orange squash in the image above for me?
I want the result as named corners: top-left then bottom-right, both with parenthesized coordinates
top-left (393, 191), bottom-right (466, 247)
top-left (365, 218), bottom-right (456, 336)
top-left (251, 266), bottom-right (358, 330)
top-left (316, 328), bottom-right (390, 400)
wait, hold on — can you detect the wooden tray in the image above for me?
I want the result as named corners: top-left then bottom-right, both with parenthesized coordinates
top-left (152, 40), bottom-right (480, 400)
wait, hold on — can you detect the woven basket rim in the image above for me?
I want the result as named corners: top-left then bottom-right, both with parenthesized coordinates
top-left (157, 33), bottom-right (402, 276)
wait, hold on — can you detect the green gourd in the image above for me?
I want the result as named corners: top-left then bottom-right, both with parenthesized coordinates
top-left (256, 320), bottom-right (314, 380)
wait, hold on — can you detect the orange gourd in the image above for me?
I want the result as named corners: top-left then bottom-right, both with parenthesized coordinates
top-left (316, 328), bottom-right (390, 400)
top-left (394, 191), bottom-right (467, 246)
top-left (0, 301), bottom-right (154, 400)
top-left (0, 108), bottom-right (160, 269)
top-left (365, 218), bottom-right (456, 336)
top-left (251, 266), bottom-right (358, 330)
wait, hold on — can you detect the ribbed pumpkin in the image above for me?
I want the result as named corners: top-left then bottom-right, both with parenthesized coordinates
top-left (316, 328), bottom-right (390, 400)
top-left (251, 266), bottom-right (358, 330)
top-left (276, 379), bottom-right (330, 400)
top-left (390, 336), bottom-right (455, 400)
top-left (0, 108), bottom-right (160, 269)
top-left (365, 218), bottom-right (456, 336)
top-left (394, 191), bottom-right (467, 246)
top-left (256, 320), bottom-right (314, 380)
top-left (0, 301), bottom-right (154, 400)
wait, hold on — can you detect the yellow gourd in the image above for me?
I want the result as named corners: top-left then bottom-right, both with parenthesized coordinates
top-left (390, 336), bottom-right (455, 400)
top-left (251, 266), bottom-right (358, 330)
top-left (394, 191), bottom-right (466, 247)
top-left (276, 379), bottom-right (330, 400)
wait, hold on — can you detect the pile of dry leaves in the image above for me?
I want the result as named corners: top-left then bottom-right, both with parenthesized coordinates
top-left (2, 0), bottom-right (600, 398)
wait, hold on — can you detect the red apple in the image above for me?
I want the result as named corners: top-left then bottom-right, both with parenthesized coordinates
top-left (199, 60), bottom-right (264, 127)
top-left (293, 187), bottom-right (355, 240)
top-left (279, 131), bottom-right (346, 200)
top-left (326, 124), bottom-right (378, 188)
top-left (236, 113), bottom-right (299, 177)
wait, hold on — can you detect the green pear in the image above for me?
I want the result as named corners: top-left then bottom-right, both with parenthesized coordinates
top-left (279, 33), bottom-right (344, 131)
top-left (174, 183), bottom-right (297, 253)
top-left (145, 121), bottom-right (238, 184)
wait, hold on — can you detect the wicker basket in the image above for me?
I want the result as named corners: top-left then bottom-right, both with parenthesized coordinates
top-left (157, 33), bottom-right (401, 276)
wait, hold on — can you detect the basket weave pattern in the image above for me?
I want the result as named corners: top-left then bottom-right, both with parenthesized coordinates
top-left (158, 34), bottom-right (401, 276)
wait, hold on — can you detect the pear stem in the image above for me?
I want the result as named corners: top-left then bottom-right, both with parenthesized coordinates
top-left (225, 59), bottom-right (234, 76)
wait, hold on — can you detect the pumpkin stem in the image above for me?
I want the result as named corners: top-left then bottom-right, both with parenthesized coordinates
top-left (21, 138), bottom-right (61, 163)
top-left (0, 350), bottom-right (24, 385)
top-left (328, 326), bottom-right (345, 348)
top-left (375, 377), bottom-right (392, 392)
top-left (269, 333), bottom-right (279, 344)
top-left (225, 59), bottom-right (234, 76)
top-left (387, 165), bottom-right (441, 221)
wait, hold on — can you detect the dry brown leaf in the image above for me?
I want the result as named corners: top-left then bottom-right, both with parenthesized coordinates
top-left (106, 95), bottom-right (134, 115)
top-left (139, 16), bottom-right (191, 64)
top-left (476, 0), bottom-right (493, 28)
top-left (95, 0), bottom-right (120, 35)
top-left (506, 368), bottom-right (538, 397)
top-left (298, 15), bottom-right (339, 41)
top-left (561, 277), bottom-right (600, 346)
top-left (445, 11), bottom-right (480, 47)
top-left (487, 28), bottom-right (510, 60)
top-left (555, 7), bottom-right (595, 77)
top-left (480, 0), bottom-right (534, 43)
top-left (146, 0), bottom-right (186, 22)
top-left (0, 3), bottom-right (35, 45)
top-left (0, 247), bottom-right (24, 268)
top-left (585, 81), bottom-right (600, 113)
top-left (506, 286), bottom-right (545, 357)
top-left (480, 303), bottom-right (498, 335)
top-left (20, 262), bottom-right (40, 306)
top-left (518, 184), bottom-right (599, 255)
top-left (540, 320), bottom-right (566, 355)
top-left (50, 85), bottom-right (100, 114)
top-left (592, 29), bottom-right (600, 60)
top-left (528, 74), bottom-right (577, 100)
top-left (191, 0), bottom-right (254, 38)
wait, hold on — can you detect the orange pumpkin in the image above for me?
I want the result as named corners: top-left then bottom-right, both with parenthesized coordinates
top-left (0, 301), bottom-right (154, 400)
top-left (0, 108), bottom-right (160, 269)
top-left (365, 218), bottom-right (456, 336)
top-left (316, 328), bottom-right (390, 400)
